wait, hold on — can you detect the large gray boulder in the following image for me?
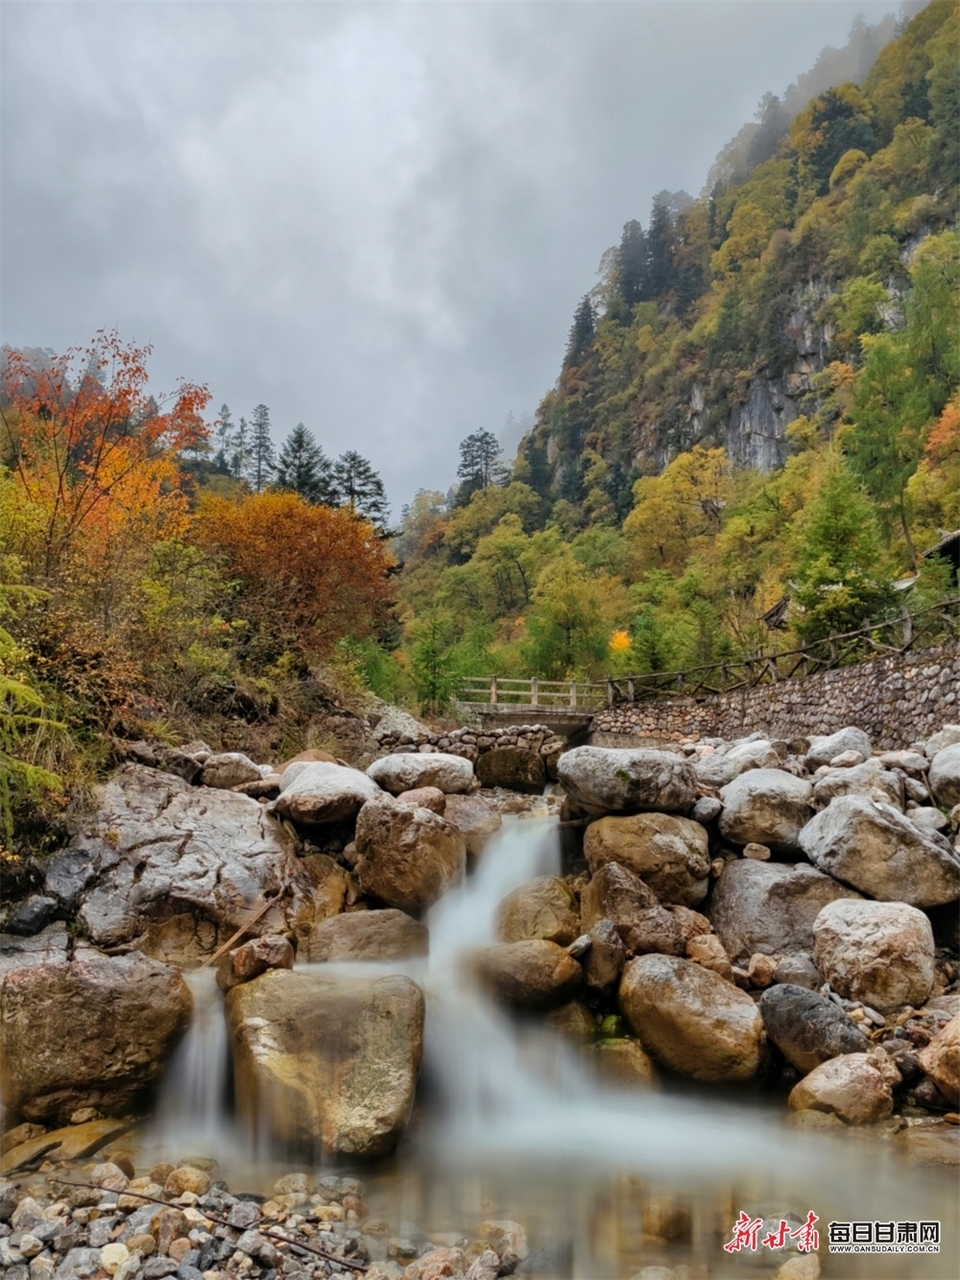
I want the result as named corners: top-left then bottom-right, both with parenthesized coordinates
top-left (200, 752), bottom-right (265, 789)
top-left (557, 747), bottom-right (696, 816)
top-left (708, 859), bottom-right (860, 965)
top-left (718, 769), bottom-right (814, 853)
top-left (813, 899), bottom-right (936, 1013)
top-left (806, 727), bottom-right (872, 769)
top-left (798, 796), bottom-right (960, 907)
top-left (925, 725), bottom-right (960, 759)
top-left (929, 744), bottom-right (960, 809)
top-left (584, 813), bottom-right (710, 907)
top-left (272, 761), bottom-right (380, 824)
top-left (619, 955), bottom-right (767, 1084)
top-left (227, 969), bottom-right (423, 1159)
top-left (366, 752), bottom-right (475, 795)
top-left (43, 765), bottom-right (298, 963)
top-left (355, 793), bottom-right (466, 912)
top-left (812, 760), bottom-right (904, 810)
top-left (788, 1053), bottom-right (895, 1124)
top-left (0, 946), bottom-right (190, 1124)
top-left (759, 984), bottom-right (870, 1073)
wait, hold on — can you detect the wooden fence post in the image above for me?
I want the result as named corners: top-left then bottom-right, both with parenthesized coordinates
top-left (490, 676), bottom-right (498, 706)
top-left (569, 681), bottom-right (577, 708)
top-left (531, 677), bottom-right (538, 708)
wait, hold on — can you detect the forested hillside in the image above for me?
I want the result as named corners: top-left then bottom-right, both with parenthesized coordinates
top-left (389, 0), bottom-right (959, 703)
top-left (0, 2), bottom-right (957, 852)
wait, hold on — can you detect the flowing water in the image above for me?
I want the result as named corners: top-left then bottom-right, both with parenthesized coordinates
top-left (150, 816), bottom-right (958, 1277)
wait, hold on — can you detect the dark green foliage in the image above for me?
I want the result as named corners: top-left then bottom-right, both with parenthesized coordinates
top-left (275, 423), bottom-right (334, 505)
top-left (456, 429), bottom-right (508, 504)
top-left (564, 296), bottom-right (596, 368)
top-left (617, 220), bottom-right (647, 311)
top-left (248, 404), bottom-right (276, 493)
top-left (331, 450), bottom-right (389, 530)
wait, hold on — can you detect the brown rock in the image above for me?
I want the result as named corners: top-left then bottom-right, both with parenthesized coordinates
top-left (301, 909), bottom-right (428, 962)
top-left (747, 953), bottom-right (778, 988)
top-left (443, 793), bottom-right (503, 860)
top-left (164, 1164), bottom-right (212, 1197)
top-left (583, 918), bottom-right (627, 991)
top-left (216, 935), bottom-right (294, 994)
top-left (584, 813), bottom-right (710, 906)
top-left (918, 1014), bottom-right (960, 1106)
top-left (497, 877), bottom-right (580, 946)
top-left (718, 769), bottom-right (814, 854)
top-left (476, 940), bottom-right (581, 1009)
top-left (288, 853), bottom-right (350, 951)
top-left (355, 794), bottom-right (466, 912)
top-left (278, 749), bottom-right (338, 776)
top-left (591, 1038), bottom-right (660, 1089)
top-left (581, 862), bottom-right (684, 957)
top-left (0, 1118), bottom-right (131, 1177)
top-left (813, 899), bottom-right (935, 1013)
top-left (151, 1208), bottom-right (189, 1255)
top-left (545, 1000), bottom-right (597, 1042)
top-left (396, 787), bottom-right (446, 814)
top-left (403, 1247), bottom-right (467, 1279)
top-left (686, 934), bottom-right (732, 981)
top-left (788, 1053), bottom-right (894, 1124)
top-left (476, 747), bottom-right (546, 794)
top-left (619, 954), bottom-right (767, 1083)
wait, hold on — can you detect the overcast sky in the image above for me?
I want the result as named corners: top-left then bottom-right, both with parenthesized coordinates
top-left (2, 0), bottom-right (902, 513)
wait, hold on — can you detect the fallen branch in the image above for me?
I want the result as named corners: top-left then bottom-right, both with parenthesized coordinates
top-left (51, 1179), bottom-right (368, 1272)
top-left (202, 876), bottom-right (294, 969)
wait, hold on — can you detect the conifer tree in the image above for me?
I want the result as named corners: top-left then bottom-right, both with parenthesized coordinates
top-left (214, 403), bottom-right (235, 473)
top-left (248, 404), bottom-right (276, 493)
top-left (456, 429), bottom-right (508, 504)
top-left (617, 219), bottom-right (647, 310)
top-left (231, 415), bottom-right (250, 482)
top-left (331, 450), bottom-right (389, 530)
top-left (275, 423), bottom-right (334, 505)
top-left (563, 296), bottom-right (595, 368)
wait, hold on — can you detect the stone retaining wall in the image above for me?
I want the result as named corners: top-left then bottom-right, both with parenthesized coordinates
top-left (374, 722), bottom-right (566, 765)
top-left (592, 641), bottom-right (960, 751)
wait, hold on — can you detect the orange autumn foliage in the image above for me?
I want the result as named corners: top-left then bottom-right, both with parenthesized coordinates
top-left (194, 490), bottom-right (395, 658)
top-left (1, 330), bottom-right (210, 585)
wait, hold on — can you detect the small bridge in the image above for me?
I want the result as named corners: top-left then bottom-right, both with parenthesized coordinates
top-left (453, 597), bottom-right (960, 730)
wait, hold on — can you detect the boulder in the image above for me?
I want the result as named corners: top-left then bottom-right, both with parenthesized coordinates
top-left (301, 910), bottom-right (428, 962)
top-left (475, 747), bottom-right (546, 794)
top-left (216, 935), bottom-right (294, 993)
top-left (590, 1038), bottom-right (660, 1089)
top-left (812, 760), bottom-right (904, 810)
top-left (544, 1000), bottom-right (598, 1042)
top-left (929, 743), bottom-right (960, 809)
top-left (584, 813), bottom-right (710, 906)
top-left (272, 762), bottom-right (380, 825)
top-left (582, 918), bottom-right (627, 991)
top-left (0, 947), bottom-right (191, 1124)
top-left (685, 933), bottom-right (732, 981)
top-left (879, 750), bottom-right (929, 778)
top-left (788, 1053), bottom-right (894, 1124)
top-left (226, 968), bottom-right (424, 1158)
top-left (798, 796), bottom-right (960, 907)
top-left (442, 794), bottom-right (503, 860)
top-left (355, 794), bottom-right (466, 913)
top-left (366, 753), bottom-right (475, 795)
top-left (396, 787), bottom-right (446, 814)
top-left (497, 877), bottom-right (580, 946)
top-left (200, 752), bottom-right (264, 789)
top-left (806, 728), bottom-right (872, 769)
top-left (476, 940), bottom-right (581, 1009)
top-left (618, 954), bottom-right (766, 1084)
top-left (725, 739), bottom-right (783, 771)
top-left (580, 863), bottom-right (684, 957)
top-left (43, 765), bottom-right (298, 963)
top-left (278, 749), bottom-right (338, 777)
top-left (557, 747), bottom-right (696, 816)
top-left (286, 853), bottom-right (351, 953)
top-left (917, 1014), bottom-right (960, 1107)
top-left (708, 859), bottom-right (860, 965)
top-left (925, 725), bottom-right (960, 758)
top-left (694, 753), bottom-right (742, 789)
top-left (718, 769), bottom-right (814, 854)
top-left (759, 984), bottom-right (870, 1073)
top-left (0, 1118), bottom-right (130, 1177)
top-left (813, 899), bottom-right (936, 1013)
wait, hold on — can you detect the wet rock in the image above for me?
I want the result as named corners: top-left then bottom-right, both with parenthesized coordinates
top-left (475, 747), bottom-right (545, 794)
top-left (759, 984), bottom-right (870, 1073)
top-left (685, 934), bottom-right (732, 981)
top-left (590, 1038), bottom-right (660, 1089)
top-left (227, 969), bottom-right (424, 1158)
top-left (367, 753), bottom-right (475, 796)
top-left (287, 853), bottom-right (351, 951)
top-left (496, 877), bottom-right (580, 946)
top-left (746, 952), bottom-right (778, 987)
top-left (806, 728), bottom-right (872, 769)
top-left (0, 947), bottom-right (190, 1124)
top-left (355, 794), bottom-right (466, 913)
top-left (272, 762), bottom-right (380, 825)
top-left (475, 1220), bottom-right (528, 1275)
top-left (812, 760), bottom-right (904, 810)
top-left (301, 909), bottom-right (428, 962)
top-left (200, 753), bottom-right (264, 790)
top-left (395, 787), bottom-right (446, 814)
top-left (691, 796), bottom-right (722, 824)
top-left (813, 899), bottom-right (936, 1013)
top-left (798, 795), bottom-right (960, 907)
top-left (582, 918), bottom-right (626, 991)
top-left (466, 1250), bottom-right (501, 1280)
top-left (476, 940), bottom-right (581, 1010)
top-left (929, 743), bottom-right (960, 809)
top-left (557, 747), bottom-right (696, 816)
top-left (580, 863), bottom-right (684, 957)
top-left (917, 1014), bottom-right (960, 1106)
top-left (788, 1053), bottom-right (894, 1124)
top-left (893, 1122), bottom-right (960, 1166)
top-left (216, 935), bottom-right (294, 994)
top-left (718, 769), bottom-right (814, 854)
top-left (584, 813), bottom-right (710, 907)
top-left (164, 1166), bottom-right (211, 1197)
top-left (442, 794), bottom-right (502, 860)
top-left (619, 954), bottom-right (767, 1084)
top-left (0, 1119), bottom-right (130, 1177)
top-left (4, 895), bottom-right (58, 937)
top-left (403, 1247), bottom-right (466, 1279)
top-left (772, 954), bottom-right (821, 991)
top-left (708, 859), bottom-right (860, 966)
top-left (43, 765), bottom-right (297, 963)
top-left (544, 1000), bottom-right (597, 1042)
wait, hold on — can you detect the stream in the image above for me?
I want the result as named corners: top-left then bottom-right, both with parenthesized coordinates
top-left (148, 817), bottom-right (958, 1277)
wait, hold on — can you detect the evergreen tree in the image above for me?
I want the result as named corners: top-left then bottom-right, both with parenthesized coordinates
top-left (248, 404), bottom-right (276, 493)
top-left (617, 219), bottom-right (647, 310)
top-left (231, 415), bottom-right (251, 482)
top-left (456, 429), bottom-right (508, 504)
top-left (643, 197), bottom-right (676, 300)
top-left (275, 423), bottom-right (334, 504)
top-left (331, 450), bottom-right (389, 530)
top-left (563, 296), bottom-right (595, 368)
top-left (213, 403), bottom-right (235, 474)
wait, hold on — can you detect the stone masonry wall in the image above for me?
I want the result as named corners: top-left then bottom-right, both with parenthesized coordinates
top-left (592, 641), bottom-right (960, 751)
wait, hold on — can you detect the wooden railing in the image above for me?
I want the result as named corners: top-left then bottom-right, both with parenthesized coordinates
top-left (454, 598), bottom-right (960, 713)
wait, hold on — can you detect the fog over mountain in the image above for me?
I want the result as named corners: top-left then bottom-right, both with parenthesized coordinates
top-left (1, 0), bottom-right (905, 512)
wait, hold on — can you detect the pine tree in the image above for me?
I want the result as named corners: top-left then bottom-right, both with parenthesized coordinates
top-left (644, 197), bottom-right (676, 300)
top-left (331, 450), bottom-right (389, 530)
top-left (231, 415), bottom-right (250, 482)
top-left (456, 429), bottom-right (508, 504)
top-left (563, 296), bottom-right (595, 368)
top-left (275, 423), bottom-right (334, 504)
top-left (214, 403), bottom-right (235, 473)
top-left (617, 219), bottom-right (647, 309)
top-left (248, 404), bottom-right (276, 493)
